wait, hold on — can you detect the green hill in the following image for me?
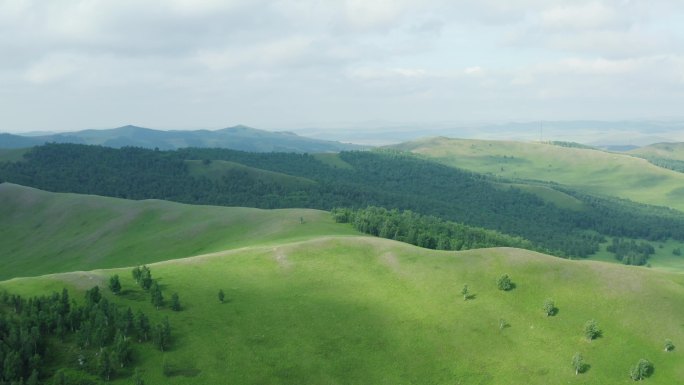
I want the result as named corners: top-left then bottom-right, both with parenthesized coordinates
top-left (629, 142), bottom-right (684, 161)
top-left (0, 125), bottom-right (365, 152)
top-left (392, 137), bottom-right (684, 211)
top-left (2, 237), bottom-right (683, 384)
top-left (0, 183), bottom-right (357, 280)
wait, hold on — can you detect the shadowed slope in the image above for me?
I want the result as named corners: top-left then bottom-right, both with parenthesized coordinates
top-left (0, 183), bottom-right (357, 280)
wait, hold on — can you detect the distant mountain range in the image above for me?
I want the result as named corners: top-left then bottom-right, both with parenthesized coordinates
top-left (0, 125), bottom-right (365, 153)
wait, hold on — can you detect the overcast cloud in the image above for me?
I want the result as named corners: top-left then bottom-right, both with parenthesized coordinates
top-left (1, 0), bottom-right (683, 133)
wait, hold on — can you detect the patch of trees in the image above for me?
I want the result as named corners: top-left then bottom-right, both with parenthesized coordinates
top-left (637, 155), bottom-right (684, 174)
top-left (607, 238), bottom-right (655, 266)
top-left (0, 286), bottom-right (167, 384)
top-left (332, 206), bottom-right (533, 251)
top-left (4, 144), bottom-right (684, 258)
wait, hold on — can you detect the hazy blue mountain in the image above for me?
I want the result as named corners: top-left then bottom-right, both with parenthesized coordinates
top-left (0, 125), bottom-right (366, 152)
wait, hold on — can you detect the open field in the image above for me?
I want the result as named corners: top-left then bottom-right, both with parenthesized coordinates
top-left (629, 143), bottom-right (684, 162)
top-left (0, 183), bottom-right (357, 280)
top-left (393, 137), bottom-right (684, 211)
top-left (2, 237), bottom-right (683, 384)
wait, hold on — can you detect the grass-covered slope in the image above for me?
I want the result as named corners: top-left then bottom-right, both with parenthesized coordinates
top-left (629, 142), bottom-right (684, 161)
top-left (2, 237), bottom-right (683, 384)
top-left (0, 183), bottom-right (357, 280)
top-left (393, 137), bottom-right (684, 211)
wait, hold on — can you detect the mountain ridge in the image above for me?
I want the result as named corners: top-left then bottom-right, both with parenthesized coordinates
top-left (0, 125), bottom-right (365, 152)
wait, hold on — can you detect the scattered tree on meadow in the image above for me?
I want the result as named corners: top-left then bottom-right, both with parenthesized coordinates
top-left (496, 274), bottom-right (513, 291)
top-left (461, 284), bottom-right (469, 301)
top-left (665, 339), bottom-right (675, 352)
top-left (572, 352), bottom-right (585, 375)
top-left (132, 266), bottom-right (142, 284)
top-left (673, 248), bottom-right (682, 256)
top-left (140, 266), bottom-right (152, 290)
top-left (171, 292), bottom-right (181, 311)
top-left (109, 274), bottom-right (122, 295)
top-left (629, 359), bottom-right (653, 381)
top-left (150, 281), bottom-right (164, 309)
top-left (499, 318), bottom-right (508, 330)
top-left (135, 310), bottom-right (151, 342)
top-left (218, 289), bottom-right (225, 303)
top-left (583, 319), bottom-right (601, 341)
top-left (153, 317), bottom-right (172, 352)
top-left (543, 298), bottom-right (556, 316)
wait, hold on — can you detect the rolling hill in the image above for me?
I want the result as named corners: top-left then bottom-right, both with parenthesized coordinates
top-left (2, 236), bottom-right (683, 384)
top-left (392, 137), bottom-right (684, 212)
top-left (0, 125), bottom-right (365, 152)
top-left (628, 142), bottom-right (684, 161)
top-left (0, 183), bottom-right (357, 280)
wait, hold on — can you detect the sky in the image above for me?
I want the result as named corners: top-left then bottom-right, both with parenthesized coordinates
top-left (1, 0), bottom-right (684, 134)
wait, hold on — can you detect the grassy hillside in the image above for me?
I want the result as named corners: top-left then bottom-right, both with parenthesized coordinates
top-left (393, 137), bottom-right (684, 211)
top-left (2, 237), bottom-right (683, 384)
top-left (0, 183), bottom-right (357, 280)
top-left (629, 142), bottom-right (684, 161)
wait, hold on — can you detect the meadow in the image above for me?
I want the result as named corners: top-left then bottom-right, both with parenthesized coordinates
top-left (394, 137), bottom-right (684, 211)
top-left (2, 237), bottom-right (683, 384)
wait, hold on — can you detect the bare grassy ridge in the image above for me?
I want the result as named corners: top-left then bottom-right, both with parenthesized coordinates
top-left (0, 183), bottom-right (357, 280)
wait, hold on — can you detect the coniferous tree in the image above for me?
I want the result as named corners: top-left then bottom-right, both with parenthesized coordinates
top-left (461, 284), bottom-right (469, 301)
top-left (218, 289), bottom-right (225, 303)
top-left (131, 266), bottom-right (142, 284)
top-left (109, 274), bottom-right (122, 295)
top-left (171, 293), bottom-right (181, 311)
top-left (97, 348), bottom-right (113, 381)
top-left (135, 310), bottom-right (150, 342)
top-left (140, 266), bottom-right (152, 290)
top-left (150, 281), bottom-right (163, 309)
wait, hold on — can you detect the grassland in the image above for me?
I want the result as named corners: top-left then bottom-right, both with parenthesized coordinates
top-left (0, 183), bottom-right (357, 280)
top-left (393, 137), bottom-right (684, 211)
top-left (2, 237), bottom-right (684, 385)
top-left (629, 142), bottom-right (684, 161)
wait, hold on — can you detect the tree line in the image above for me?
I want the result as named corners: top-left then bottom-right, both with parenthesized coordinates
top-left (332, 206), bottom-right (534, 251)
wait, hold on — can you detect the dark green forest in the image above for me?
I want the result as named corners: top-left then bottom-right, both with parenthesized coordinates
top-left (332, 206), bottom-right (534, 251)
top-left (0, 287), bottom-right (167, 385)
top-left (2, 143), bottom-right (684, 258)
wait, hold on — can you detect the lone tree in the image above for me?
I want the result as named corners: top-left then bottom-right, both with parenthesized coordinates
top-left (629, 359), bottom-right (653, 381)
top-left (572, 353), bottom-right (585, 375)
top-left (218, 289), bottom-right (225, 303)
top-left (108, 274), bottom-right (122, 295)
top-left (461, 284), bottom-right (469, 301)
top-left (497, 274), bottom-right (513, 291)
top-left (543, 298), bottom-right (556, 316)
top-left (584, 319), bottom-right (601, 341)
top-left (171, 292), bottom-right (181, 311)
top-left (665, 339), bottom-right (675, 352)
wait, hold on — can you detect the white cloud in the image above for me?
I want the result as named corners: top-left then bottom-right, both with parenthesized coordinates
top-left (540, 2), bottom-right (624, 31)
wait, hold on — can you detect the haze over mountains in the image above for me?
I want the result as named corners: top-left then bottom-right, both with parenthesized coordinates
top-left (0, 125), bottom-right (364, 153)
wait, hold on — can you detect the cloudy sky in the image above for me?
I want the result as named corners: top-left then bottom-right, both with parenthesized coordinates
top-left (1, 0), bottom-right (683, 133)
